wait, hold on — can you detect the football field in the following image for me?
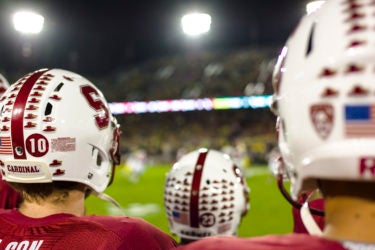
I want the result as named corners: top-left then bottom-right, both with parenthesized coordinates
top-left (85, 164), bottom-right (293, 240)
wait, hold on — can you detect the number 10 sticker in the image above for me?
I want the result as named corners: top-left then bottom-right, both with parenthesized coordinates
top-left (26, 133), bottom-right (49, 157)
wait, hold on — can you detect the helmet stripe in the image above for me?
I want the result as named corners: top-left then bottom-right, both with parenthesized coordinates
top-left (190, 149), bottom-right (208, 228)
top-left (11, 69), bottom-right (49, 159)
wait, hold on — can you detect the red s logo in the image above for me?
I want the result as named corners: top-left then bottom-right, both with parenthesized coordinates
top-left (81, 85), bottom-right (110, 129)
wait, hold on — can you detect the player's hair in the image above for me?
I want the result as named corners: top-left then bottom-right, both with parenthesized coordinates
top-left (8, 181), bottom-right (88, 203)
top-left (319, 180), bottom-right (375, 201)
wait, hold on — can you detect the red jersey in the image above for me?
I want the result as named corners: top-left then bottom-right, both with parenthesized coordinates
top-left (177, 234), bottom-right (346, 250)
top-left (0, 180), bottom-right (21, 209)
top-left (0, 209), bottom-right (177, 249)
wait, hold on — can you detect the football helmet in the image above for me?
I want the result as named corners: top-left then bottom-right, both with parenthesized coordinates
top-left (0, 69), bottom-right (120, 193)
top-left (272, 0), bottom-right (375, 198)
top-left (164, 148), bottom-right (249, 240)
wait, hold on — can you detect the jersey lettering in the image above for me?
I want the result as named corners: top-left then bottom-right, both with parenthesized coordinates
top-left (3, 240), bottom-right (43, 250)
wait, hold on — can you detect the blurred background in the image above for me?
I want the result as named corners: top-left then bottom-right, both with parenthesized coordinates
top-left (0, 0), bottom-right (323, 239)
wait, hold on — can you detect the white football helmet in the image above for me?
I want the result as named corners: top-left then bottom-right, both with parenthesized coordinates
top-left (0, 69), bottom-right (120, 193)
top-left (164, 148), bottom-right (249, 240)
top-left (272, 0), bottom-right (375, 199)
top-left (0, 74), bottom-right (10, 96)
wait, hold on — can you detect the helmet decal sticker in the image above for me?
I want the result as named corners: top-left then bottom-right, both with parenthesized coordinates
top-left (348, 39), bottom-right (366, 48)
top-left (10, 69), bottom-right (50, 159)
top-left (347, 23), bottom-right (366, 34)
top-left (321, 88), bottom-right (338, 97)
top-left (49, 95), bottom-right (61, 101)
top-left (80, 85), bottom-right (110, 129)
top-left (199, 212), bottom-right (215, 227)
top-left (172, 210), bottom-right (189, 225)
top-left (345, 0), bottom-right (367, 49)
top-left (1, 126), bottom-right (9, 132)
top-left (319, 68), bottom-right (337, 78)
top-left (0, 136), bottom-right (12, 154)
top-left (348, 85), bottom-right (369, 96)
top-left (49, 159), bottom-right (62, 167)
top-left (310, 104), bottom-right (334, 140)
top-left (30, 91), bottom-right (42, 97)
top-left (43, 126), bottom-right (56, 132)
top-left (51, 137), bottom-right (76, 152)
top-left (43, 117), bottom-right (54, 122)
top-left (24, 122), bottom-right (36, 128)
top-left (359, 157), bottom-right (375, 177)
top-left (345, 104), bottom-right (375, 137)
top-left (6, 163), bottom-right (41, 174)
top-left (52, 169), bottom-right (65, 176)
top-left (25, 133), bottom-right (49, 157)
top-left (344, 64), bottom-right (364, 74)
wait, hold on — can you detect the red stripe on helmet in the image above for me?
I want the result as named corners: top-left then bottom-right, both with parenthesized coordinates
top-left (190, 149), bottom-right (208, 228)
top-left (11, 69), bottom-right (49, 159)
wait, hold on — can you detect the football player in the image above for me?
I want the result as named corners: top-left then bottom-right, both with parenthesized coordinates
top-left (178, 0), bottom-right (375, 248)
top-left (164, 148), bottom-right (249, 244)
top-left (0, 69), bottom-right (177, 249)
top-left (0, 73), bottom-right (21, 209)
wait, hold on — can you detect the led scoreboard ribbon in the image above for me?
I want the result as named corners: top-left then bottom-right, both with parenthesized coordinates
top-left (109, 95), bottom-right (272, 115)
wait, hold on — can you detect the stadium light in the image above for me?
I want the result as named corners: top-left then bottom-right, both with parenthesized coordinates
top-left (13, 11), bottom-right (44, 34)
top-left (181, 12), bottom-right (211, 36)
top-left (306, 1), bottom-right (325, 14)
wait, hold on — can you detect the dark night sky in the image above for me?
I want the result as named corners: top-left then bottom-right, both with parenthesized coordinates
top-left (0, 0), bottom-right (305, 77)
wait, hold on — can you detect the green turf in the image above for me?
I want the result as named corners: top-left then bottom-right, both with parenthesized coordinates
top-left (85, 164), bottom-right (292, 239)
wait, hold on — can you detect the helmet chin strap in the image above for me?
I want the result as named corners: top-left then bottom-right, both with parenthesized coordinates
top-left (300, 200), bottom-right (323, 236)
top-left (93, 191), bottom-right (125, 216)
top-left (276, 159), bottom-right (324, 216)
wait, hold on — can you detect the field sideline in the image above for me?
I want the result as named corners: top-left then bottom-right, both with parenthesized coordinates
top-left (85, 164), bottom-right (293, 240)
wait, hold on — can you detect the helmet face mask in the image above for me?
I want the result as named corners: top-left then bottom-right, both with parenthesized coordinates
top-left (0, 69), bottom-right (120, 193)
top-left (164, 148), bottom-right (249, 240)
top-left (273, 0), bottom-right (375, 199)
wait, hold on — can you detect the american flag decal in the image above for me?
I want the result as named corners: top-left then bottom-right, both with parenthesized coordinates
top-left (0, 136), bottom-right (12, 154)
top-left (345, 105), bottom-right (375, 137)
top-left (172, 211), bottom-right (189, 225)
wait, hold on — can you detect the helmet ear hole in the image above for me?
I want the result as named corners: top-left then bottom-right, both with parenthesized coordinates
top-left (306, 23), bottom-right (315, 56)
top-left (45, 102), bottom-right (53, 116)
top-left (96, 152), bottom-right (103, 166)
top-left (54, 83), bottom-right (64, 92)
top-left (91, 147), bottom-right (103, 167)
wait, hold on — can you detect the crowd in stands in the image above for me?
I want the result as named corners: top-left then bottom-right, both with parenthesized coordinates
top-left (4, 46), bottom-right (279, 165)
top-left (108, 46), bottom-right (278, 164)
